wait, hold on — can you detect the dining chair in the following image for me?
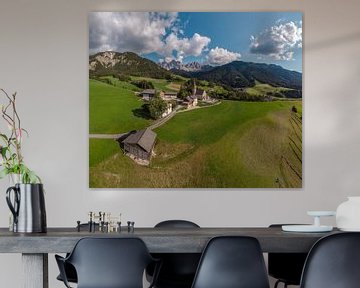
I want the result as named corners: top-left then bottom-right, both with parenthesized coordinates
top-left (300, 232), bottom-right (360, 288)
top-left (56, 223), bottom-right (99, 284)
top-left (147, 220), bottom-right (201, 288)
top-left (191, 236), bottom-right (270, 288)
top-left (268, 224), bottom-right (308, 288)
top-left (55, 237), bottom-right (161, 288)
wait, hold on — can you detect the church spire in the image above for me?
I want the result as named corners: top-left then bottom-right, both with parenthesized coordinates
top-left (192, 78), bottom-right (197, 96)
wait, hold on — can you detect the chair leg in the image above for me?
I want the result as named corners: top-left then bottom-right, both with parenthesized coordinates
top-left (274, 280), bottom-right (290, 288)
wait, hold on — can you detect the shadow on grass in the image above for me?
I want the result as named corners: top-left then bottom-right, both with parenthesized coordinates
top-left (132, 104), bottom-right (152, 120)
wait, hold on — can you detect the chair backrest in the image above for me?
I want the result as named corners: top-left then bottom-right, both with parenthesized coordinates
top-left (191, 236), bottom-right (270, 288)
top-left (268, 224), bottom-right (308, 285)
top-left (155, 220), bottom-right (200, 228)
top-left (152, 220), bottom-right (201, 283)
top-left (300, 232), bottom-right (360, 288)
top-left (67, 237), bottom-right (153, 288)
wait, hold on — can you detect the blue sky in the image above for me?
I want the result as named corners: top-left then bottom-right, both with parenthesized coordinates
top-left (89, 12), bottom-right (302, 72)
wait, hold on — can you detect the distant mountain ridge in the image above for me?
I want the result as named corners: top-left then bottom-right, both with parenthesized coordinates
top-left (191, 61), bottom-right (302, 90)
top-left (159, 59), bottom-right (212, 72)
top-left (89, 51), bottom-right (302, 94)
top-left (89, 51), bottom-right (170, 78)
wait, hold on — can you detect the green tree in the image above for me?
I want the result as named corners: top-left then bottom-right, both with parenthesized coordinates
top-left (177, 84), bottom-right (193, 100)
top-left (131, 80), bottom-right (154, 89)
top-left (148, 97), bottom-right (167, 119)
top-left (116, 74), bottom-right (131, 82)
top-left (165, 74), bottom-right (173, 81)
top-left (169, 99), bottom-right (178, 109)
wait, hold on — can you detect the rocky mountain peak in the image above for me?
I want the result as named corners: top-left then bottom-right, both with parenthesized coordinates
top-left (159, 60), bottom-right (208, 72)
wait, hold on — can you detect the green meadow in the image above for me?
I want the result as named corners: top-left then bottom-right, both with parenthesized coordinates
top-left (89, 79), bottom-right (302, 188)
top-left (246, 82), bottom-right (293, 98)
top-left (89, 79), bottom-right (151, 134)
top-left (89, 139), bottom-right (119, 167)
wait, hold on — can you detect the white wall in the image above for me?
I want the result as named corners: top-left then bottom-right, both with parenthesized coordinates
top-left (0, 0), bottom-right (360, 287)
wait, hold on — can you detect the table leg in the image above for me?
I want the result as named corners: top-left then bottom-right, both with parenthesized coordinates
top-left (22, 253), bottom-right (48, 288)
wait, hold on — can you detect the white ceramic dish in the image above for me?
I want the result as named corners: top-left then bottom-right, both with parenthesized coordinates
top-left (338, 227), bottom-right (360, 232)
top-left (282, 225), bottom-right (333, 233)
top-left (307, 211), bottom-right (336, 217)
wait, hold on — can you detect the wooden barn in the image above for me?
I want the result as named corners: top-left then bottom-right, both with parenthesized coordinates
top-left (140, 89), bottom-right (156, 101)
top-left (160, 91), bottom-right (178, 101)
top-left (121, 128), bottom-right (157, 161)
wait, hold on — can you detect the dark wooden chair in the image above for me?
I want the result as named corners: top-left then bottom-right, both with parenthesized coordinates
top-left (56, 223), bottom-right (99, 284)
top-left (55, 237), bottom-right (160, 288)
top-left (191, 236), bottom-right (270, 288)
top-left (268, 224), bottom-right (308, 288)
top-left (147, 220), bottom-right (201, 288)
top-left (300, 232), bottom-right (360, 288)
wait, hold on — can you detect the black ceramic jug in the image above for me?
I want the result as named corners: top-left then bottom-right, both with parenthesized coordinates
top-left (6, 183), bottom-right (47, 233)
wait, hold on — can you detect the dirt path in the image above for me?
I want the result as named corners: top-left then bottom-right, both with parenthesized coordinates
top-left (88, 107), bottom-right (181, 139)
top-left (89, 133), bottom-right (127, 139)
top-left (177, 100), bottom-right (221, 114)
top-left (147, 105), bottom-right (182, 130)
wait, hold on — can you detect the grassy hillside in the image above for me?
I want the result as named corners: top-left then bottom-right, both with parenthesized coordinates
top-left (90, 139), bottom-right (119, 167)
top-left (246, 83), bottom-right (292, 97)
top-left (90, 100), bottom-right (302, 188)
top-left (89, 79), bottom-right (152, 134)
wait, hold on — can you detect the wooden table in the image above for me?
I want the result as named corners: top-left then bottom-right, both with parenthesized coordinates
top-left (0, 227), bottom-right (338, 288)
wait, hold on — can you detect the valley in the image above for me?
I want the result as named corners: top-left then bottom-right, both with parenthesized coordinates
top-left (89, 51), bottom-right (302, 188)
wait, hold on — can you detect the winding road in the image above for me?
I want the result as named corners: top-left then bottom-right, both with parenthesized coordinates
top-left (89, 101), bottom-right (220, 140)
top-left (89, 105), bottom-right (182, 139)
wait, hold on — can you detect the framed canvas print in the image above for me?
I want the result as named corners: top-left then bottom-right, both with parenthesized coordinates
top-left (89, 12), bottom-right (302, 188)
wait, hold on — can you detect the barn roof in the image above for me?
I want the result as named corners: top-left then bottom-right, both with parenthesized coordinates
top-left (185, 96), bottom-right (193, 102)
top-left (163, 91), bottom-right (177, 95)
top-left (123, 128), bottom-right (157, 153)
top-left (195, 89), bottom-right (205, 96)
top-left (141, 89), bottom-right (156, 95)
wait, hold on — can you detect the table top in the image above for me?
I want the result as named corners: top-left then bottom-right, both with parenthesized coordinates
top-left (0, 227), bottom-right (340, 254)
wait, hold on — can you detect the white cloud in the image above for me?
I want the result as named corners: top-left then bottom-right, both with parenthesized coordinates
top-left (163, 33), bottom-right (211, 62)
top-left (89, 12), bottom-right (177, 55)
top-left (206, 47), bottom-right (241, 65)
top-left (249, 21), bottom-right (302, 60)
top-left (89, 12), bottom-right (210, 62)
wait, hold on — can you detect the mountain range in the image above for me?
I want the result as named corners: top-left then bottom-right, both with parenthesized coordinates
top-left (192, 61), bottom-right (302, 90)
top-left (89, 51), bottom-right (170, 78)
top-left (159, 59), bottom-right (212, 73)
top-left (89, 51), bottom-right (302, 92)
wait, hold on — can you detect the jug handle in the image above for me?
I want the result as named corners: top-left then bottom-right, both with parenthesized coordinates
top-left (6, 186), bottom-right (20, 224)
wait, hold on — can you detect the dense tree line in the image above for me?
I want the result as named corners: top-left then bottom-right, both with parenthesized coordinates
top-left (90, 73), bottom-right (131, 82)
top-left (208, 87), bottom-right (265, 102)
top-left (131, 80), bottom-right (154, 90)
top-left (282, 90), bottom-right (302, 99)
